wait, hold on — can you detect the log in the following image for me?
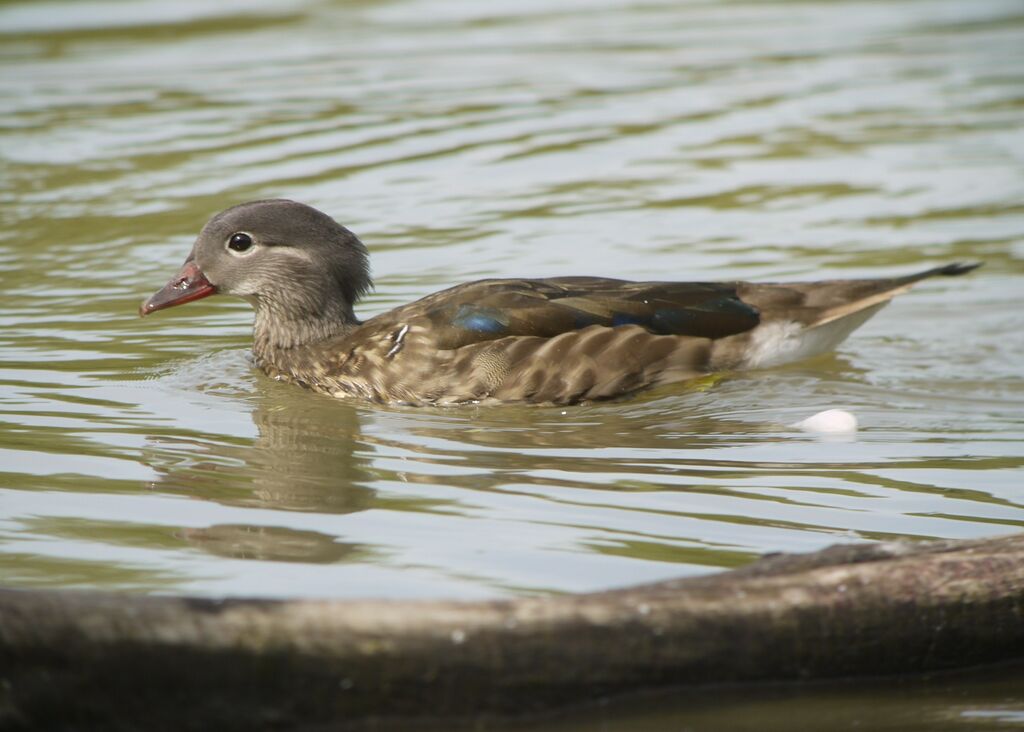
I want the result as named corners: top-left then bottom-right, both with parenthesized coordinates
top-left (1, 534), bottom-right (1023, 730)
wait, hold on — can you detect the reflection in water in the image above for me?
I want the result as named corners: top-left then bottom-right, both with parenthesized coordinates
top-left (459, 662), bottom-right (1024, 732)
top-left (180, 524), bottom-right (366, 564)
top-left (144, 385), bottom-right (375, 514)
top-left (0, 0), bottom-right (1021, 604)
top-left (139, 385), bottom-right (375, 564)
top-left (124, 350), bottom-right (1024, 598)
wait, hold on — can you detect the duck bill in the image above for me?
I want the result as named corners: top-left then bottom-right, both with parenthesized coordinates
top-left (139, 258), bottom-right (217, 316)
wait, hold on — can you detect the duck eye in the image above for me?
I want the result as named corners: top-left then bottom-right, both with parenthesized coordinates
top-left (227, 232), bottom-right (253, 253)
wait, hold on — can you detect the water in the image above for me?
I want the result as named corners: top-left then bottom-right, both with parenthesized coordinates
top-left (2, 0), bottom-right (1023, 725)
top-left (475, 662), bottom-right (1024, 731)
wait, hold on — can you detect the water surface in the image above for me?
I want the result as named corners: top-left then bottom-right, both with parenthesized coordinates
top-left (2, 0), bottom-right (1024, 725)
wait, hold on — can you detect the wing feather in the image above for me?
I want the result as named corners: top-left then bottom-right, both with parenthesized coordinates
top-left (402, 277), bottom-right (760, 349)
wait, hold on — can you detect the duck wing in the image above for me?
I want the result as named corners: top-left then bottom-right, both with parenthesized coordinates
top-left (403, 277), bottom-right (761, 350)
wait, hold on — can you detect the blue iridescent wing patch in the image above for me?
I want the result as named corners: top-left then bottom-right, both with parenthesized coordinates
top-left (451, 304), bottom-right (510, 334)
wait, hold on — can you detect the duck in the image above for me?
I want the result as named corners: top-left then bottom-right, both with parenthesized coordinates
top-left (140, 199), bottom-right (980, 406)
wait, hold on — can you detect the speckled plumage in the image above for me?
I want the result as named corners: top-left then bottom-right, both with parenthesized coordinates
top-left (141, 200), bottom-right (980, 406)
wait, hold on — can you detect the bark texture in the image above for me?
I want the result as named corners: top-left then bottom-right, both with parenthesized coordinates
top-left (1, 534), bottom-right (1023, 730)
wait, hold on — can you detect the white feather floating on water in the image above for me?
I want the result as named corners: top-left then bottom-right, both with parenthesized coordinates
top-left (793, 409), bottom-right (858, 434)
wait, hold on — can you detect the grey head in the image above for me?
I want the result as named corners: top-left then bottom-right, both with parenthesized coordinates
top-left (142, 199), bottom-right (372, 350)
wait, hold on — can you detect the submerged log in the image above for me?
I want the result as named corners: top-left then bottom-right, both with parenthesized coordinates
top-left (1, 534), bottom-right (1023, 730)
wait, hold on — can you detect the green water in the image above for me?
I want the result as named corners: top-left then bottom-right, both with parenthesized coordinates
top-left (2, 0), bottom-right (1023, 726)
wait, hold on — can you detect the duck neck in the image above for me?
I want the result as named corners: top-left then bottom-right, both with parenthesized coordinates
top-left (251, 296), bottom-right (359, 367)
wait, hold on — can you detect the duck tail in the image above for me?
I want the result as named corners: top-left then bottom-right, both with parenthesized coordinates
top-left (812, 261), bottom-right (982, 328)
top-left (894, 261), bottom-right (983, 285)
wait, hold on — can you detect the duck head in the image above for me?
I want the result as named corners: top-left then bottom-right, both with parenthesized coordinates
top-left (140, 199), bottom-right (371, 349)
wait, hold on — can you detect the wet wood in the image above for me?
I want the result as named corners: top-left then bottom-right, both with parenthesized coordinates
top-left (1, 534), bottom-right (1023, 730)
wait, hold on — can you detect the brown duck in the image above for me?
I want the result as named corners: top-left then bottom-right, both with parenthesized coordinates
top-left (140, 199), bottom-right (980, 406)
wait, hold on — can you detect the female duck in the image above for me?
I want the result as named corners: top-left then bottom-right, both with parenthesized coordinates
top-left (141, 199), bottom-right (979, 405)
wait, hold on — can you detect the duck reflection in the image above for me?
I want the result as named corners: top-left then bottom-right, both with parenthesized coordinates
top-left (142, 353), bottom-right (865, 565)
top-left (144, 383), bottom-right (374, 514)
top-left (141, 378), bottom-right (382, 564)
top-left (178, 524), bottom-right (366, 564)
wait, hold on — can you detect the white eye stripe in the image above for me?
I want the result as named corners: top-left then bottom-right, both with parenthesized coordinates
top-left (276, 246), bottom-right (316, 263)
